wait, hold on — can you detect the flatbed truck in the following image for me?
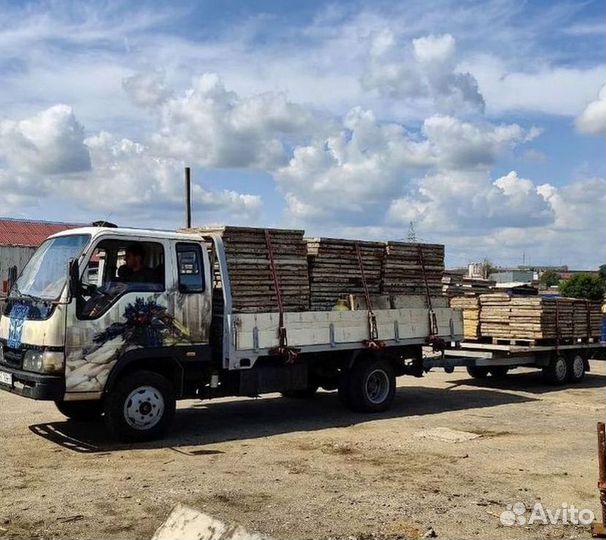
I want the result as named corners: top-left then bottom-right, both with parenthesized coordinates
top-left (0, 225), bottom-right (463, 441)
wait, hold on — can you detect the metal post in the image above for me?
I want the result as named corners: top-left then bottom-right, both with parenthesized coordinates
top-left (593, 422), bottom-right (606, 537)
top-left (184, 166), bottom-right (192, 228)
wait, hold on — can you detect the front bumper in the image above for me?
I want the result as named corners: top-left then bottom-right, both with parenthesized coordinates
top-left (0, 363), bottom-right (64, 400)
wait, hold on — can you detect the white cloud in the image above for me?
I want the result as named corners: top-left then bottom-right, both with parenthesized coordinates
top-left (576, 84), bottom-right (606, 135)
top-left (463, 55), bottom-right (605, 117)
top-left (362, 31), bottom-right (485, 115)
top-left (0, 106), bottom-right (262, 224)
top-left (122, 72), bottom-right (173, 108)
top-left (412, 34), bottom-right (455, 64)
top-left (0, 104), bottom-right (91, 175)
top-left (149, 73), bottom-right (324, 169)
top-left (276, 109), bottom-right (537, 226)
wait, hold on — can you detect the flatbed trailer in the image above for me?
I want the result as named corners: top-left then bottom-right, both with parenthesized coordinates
top-left (426, 339), bottom-right (606, 384)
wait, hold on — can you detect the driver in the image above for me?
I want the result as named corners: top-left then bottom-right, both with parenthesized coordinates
top-left (118, 243), bottom-right (157, 284)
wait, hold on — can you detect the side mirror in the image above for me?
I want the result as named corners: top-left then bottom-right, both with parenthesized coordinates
top-left (68, 258), bottom-right (80, 299)
top-left (6, 265), bottom-right (17, 294)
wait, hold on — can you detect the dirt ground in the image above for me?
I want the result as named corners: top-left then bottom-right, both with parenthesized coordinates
top-left (1, 362), bottom-right (604, 540)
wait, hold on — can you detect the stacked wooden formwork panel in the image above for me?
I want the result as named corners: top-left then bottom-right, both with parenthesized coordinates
top-left (476, 294), bottom-right (602, 342)
top-left (184, 226), bottom-right (310, 314)
top-left (306, 238), bottom-right (384, 311)
top-left (382, 242), bottom-right (444, 296)
top-left (450, 296), bottom-right (481, 339)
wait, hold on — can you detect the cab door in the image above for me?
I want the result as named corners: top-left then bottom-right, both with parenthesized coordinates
top-left (64, 235), bottom-right (172, 395)
top-left (168, 240), bottom-right (212, 344)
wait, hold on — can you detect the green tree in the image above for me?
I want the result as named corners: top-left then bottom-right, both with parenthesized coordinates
top-left (540, 270), bottom-right (560, 287)
top-left (599, 264), bottom-right (606, 285)
top-left (559, 274), bottom-right (605, 301)
top-left (481, 258), bottom-right (495, 279)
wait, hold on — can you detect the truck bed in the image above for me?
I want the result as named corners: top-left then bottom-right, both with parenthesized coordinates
top-left (225, 306), bottom-right (463, 369)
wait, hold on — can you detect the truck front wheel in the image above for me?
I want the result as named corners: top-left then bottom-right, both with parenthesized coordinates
top-left (340, 358), bottom-right (396, 413)
top-left (104, 370), bottom-right (176, 442)
top-left (55, 400), bottom-right (102, 421)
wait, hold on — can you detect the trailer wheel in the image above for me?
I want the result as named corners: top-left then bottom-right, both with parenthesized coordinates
top-left (342, 358), bottom-right (396, 413)
top-left (567, 354), bottom-right (585, 383)
top-left (104, 370), bottom-right (175, 442)
top-left (466, 366), bottom-right (490, 379)
top-left (489, 366), bottom-right (509, 378)
top-left (542, 355), bottom-right (568, 385)
top-left (55, 400), bottom-right (103, 421)
top-left (281, 385), bottom-right (319, 399)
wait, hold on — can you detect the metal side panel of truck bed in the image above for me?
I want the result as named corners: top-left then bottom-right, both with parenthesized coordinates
top-left (226, 307), bottom-right (463, 368)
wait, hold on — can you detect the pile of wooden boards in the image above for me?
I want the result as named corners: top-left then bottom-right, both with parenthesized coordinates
top-left (184, 226), bottom-right (310, 313)
top-left (450, 296), bottom-right (480, 339)
top-left (382, 242), bottom-right (444, 296)
top-left (306, 238), bottom-right (384, 311)
top-left (452, 293), bottom-right (604, 342)
top-left (442, 275), bottom-right (495, 297)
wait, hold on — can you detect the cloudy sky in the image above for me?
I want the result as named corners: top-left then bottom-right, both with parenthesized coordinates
top-left (0, 0), bottom-right (604, 268)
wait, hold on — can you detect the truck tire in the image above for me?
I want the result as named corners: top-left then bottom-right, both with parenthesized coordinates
top-left (342, 358), bottom-right (396, 413)
top-left (542, 355), bottom-right (568, 385)
top-left (55, 400), bottom-right (102, 421)
top-left (281, 385), bottom-right (319, 399)
top-left (567, 354), bottom-right (585, 383)
top-left (466, 366), bottom-right (489, 379)
top-left (103, 370), bottom-right (175, 442)
top-left (489, 366), bottom-right (509, 378)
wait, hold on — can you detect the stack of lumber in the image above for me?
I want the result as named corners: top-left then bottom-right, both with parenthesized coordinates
top-left (382, 242), bottom-right (444, 296)
top-left (442, 276), bottom-right (495, 297)
top-left (590, 300), bottom-right (602, 336)
top-left (477, 294), bottom-right (602, 341)
top-left (478, 293), bottom-right (513, 337)
top-left (184, 226), bottom-right (310, 313)
top-left (450, 296), bottom-right (480, 339)
top-left (306, 238), bottom-right (384, 311)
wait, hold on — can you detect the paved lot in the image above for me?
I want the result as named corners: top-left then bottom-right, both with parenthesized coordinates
top-left (1, 363), bottom-right (604, 539)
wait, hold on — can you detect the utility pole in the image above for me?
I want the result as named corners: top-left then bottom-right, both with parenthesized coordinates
top-left (407, 221), bottom-right (416, 243)
top-left (184, 166), bottom-right (192, 228)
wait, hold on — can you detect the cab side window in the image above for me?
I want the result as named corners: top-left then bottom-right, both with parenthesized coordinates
top-left (177, 243), bottom-right (204, 293)
top-left (78, 239), bottom-right (165, 319)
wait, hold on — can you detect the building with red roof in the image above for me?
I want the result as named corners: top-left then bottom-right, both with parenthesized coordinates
top-left (0, 217), bottom-right (82, 292)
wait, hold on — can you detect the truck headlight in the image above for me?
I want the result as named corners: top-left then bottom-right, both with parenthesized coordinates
top-left (23, 350), bottom-right (65, 374)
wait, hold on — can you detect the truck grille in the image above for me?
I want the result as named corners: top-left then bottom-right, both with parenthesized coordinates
top-left (2, 346), bottom-right (23, 369)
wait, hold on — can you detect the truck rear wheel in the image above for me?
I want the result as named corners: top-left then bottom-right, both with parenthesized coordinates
top-left (104, 370), bottom-right (175, 442)
top-left (466, 366), bottom-right (490, 379)
top-left (489, 366), bottom-right (509, 378)
top-left (55, 400), bottom-right (102, 421)
top-left (340, 358), bottom-right (395, 413)
top-left (542, 355), bottom-right (568, 385)
top-left (567, 354), bottom-right (585, 383)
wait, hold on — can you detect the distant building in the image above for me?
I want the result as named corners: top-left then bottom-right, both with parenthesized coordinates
top-left (489, 270), bottom-right (535, 287)
top-left (0, 217), bottom-right (81, 292)
top-left (468, 262), bottom-right (485, 279)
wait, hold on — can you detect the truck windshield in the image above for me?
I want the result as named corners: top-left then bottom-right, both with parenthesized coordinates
top-left (12, 234), bottom-right (90, 301)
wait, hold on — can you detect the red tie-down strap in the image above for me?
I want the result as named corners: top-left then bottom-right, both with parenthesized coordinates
top-left (417, 244), bottom-right (439, 341)
top-left (354, 242), bottom-right (384, 349)
top-left (265, 229), bottom-right (300, 362)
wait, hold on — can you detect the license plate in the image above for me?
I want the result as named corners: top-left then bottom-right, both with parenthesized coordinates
top-left (0, 371), bottom-right (12, 386)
